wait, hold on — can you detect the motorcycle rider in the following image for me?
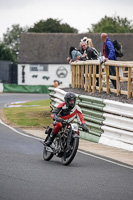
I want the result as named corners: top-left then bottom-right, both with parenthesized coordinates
top-left (45, 92), bottom-right (89, 146)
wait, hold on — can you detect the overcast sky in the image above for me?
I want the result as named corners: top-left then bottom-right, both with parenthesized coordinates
top-left (0, 0), bottom-right (133, 39)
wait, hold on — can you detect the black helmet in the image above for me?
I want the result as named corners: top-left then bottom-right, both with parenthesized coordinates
top-left (64, 92), bottom-right (76, 109)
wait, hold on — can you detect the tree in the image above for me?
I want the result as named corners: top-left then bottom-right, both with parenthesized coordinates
top-left (0, 43), bottom-right (16, 63)
top-left (2, 24), bottom-right (28, 63)
top-left (3, 24), bottom-right (27, 54)
top-left (28, 18), bottom-right (78, 33)
top-left (88, 16), bottom-right (133, 33)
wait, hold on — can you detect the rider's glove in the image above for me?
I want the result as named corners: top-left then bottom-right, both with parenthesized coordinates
top-left (82, 123), bottom-right (89, 132)
top-left (56, 117), bottom-right (64, 123)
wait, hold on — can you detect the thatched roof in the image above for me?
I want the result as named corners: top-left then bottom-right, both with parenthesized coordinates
top-left (18, 33), bottom-right (133, 64)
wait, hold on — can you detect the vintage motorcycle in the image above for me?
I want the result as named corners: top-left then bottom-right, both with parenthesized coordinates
top-left (42, 121), bottom-right (79, 166)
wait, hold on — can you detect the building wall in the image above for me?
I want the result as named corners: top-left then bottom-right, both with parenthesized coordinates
top-left (18, 63), bottom-right (71, 87)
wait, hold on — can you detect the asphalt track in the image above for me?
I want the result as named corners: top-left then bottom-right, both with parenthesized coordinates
top-left (0, 93), bottom-right (49, 108)
top-left (0, 120), bottom-right (133, 200)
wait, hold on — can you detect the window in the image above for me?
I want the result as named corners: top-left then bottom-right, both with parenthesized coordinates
top-left (30, 66), bottom-right (38, 71)
top-left (30, 64), bottom-right (48, 72)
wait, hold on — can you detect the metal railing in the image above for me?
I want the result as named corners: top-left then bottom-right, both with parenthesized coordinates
top-left (71, 60), bottom-right (133, 99)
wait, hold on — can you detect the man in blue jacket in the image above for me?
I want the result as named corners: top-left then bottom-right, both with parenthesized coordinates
top-left (101, 33), bottom-right (116, 89)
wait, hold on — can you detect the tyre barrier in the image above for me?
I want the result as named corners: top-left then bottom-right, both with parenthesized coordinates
top-left (48, 87), bottom-right (133, 152)
top-left (77, 95), bottom-right (105, 143)
top-left (100, 100), bottom-right (133, 151)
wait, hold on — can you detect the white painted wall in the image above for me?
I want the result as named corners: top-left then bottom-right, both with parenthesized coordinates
top-left (18, 64), bottom-right (71, 87)
top-left (0, 83), bottom-right (3, 92)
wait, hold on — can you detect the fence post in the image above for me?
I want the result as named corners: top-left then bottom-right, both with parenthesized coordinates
top-left (116, 66), bottom-right (120, 96)
top-left (77, 65), bottom-right (81, 88)
top-left (75, 65), bottom-right (78, 88)
top-left (88, 65), bottom-right (92, 92)
top-left (81, 65), bottom-right (84, 89)
top-left (85, 64), bottom-right (89, 91)
top-left (99, 64), bottom-right (102, 93)
top-left (72, 65), bottom-right (76, 88)
top-left (127, 67), bottom-right (132, 99)
top-left (106, 65), bottom-right (110, 94)
top-left (92, 65), bottom-right (96, 93)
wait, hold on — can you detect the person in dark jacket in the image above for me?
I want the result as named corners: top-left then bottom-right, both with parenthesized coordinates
top-left (80, 41), bottom-right (99, 86)
top-left (80, 41), bottom-right (98, 60)
top-left (80, 37), bottom-right (100, 57)
top-left (101, 33), bottom-right (116, 89)
top-left (45, 92), bottom-right (89, 146)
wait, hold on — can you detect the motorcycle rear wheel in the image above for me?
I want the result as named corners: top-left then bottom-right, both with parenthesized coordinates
top-left (61, 137), bottom-right (79, 166)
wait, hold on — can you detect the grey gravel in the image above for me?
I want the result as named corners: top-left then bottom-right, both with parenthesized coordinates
top-left (63, 82), bottom-right (133, 104)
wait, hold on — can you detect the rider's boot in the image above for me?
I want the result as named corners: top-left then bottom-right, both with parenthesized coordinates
top-left (45, 131), bottom-right (55, 146)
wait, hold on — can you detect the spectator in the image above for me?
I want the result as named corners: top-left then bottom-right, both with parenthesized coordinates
top-left (80, 41), bottom-right (98, 60)
top-left (54, 80), bottom-right (58, 88)
top-left (101, 33), bottom-right (116, 89)
top-left (81, 37), bottom-right (94, 47)
top-left (80, 41), bottom-right (99, 86)
top-left (86, 38), bottom-right (94, 48)
top-left (80, 37), bottom-right (99, 56)
top-left (67, 46), bottom-right (85, 64)
top-left (81, 37), bottom-right (105, 64)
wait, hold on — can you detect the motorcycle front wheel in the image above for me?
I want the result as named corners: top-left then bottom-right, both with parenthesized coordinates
top-left (43, 146), bottom-right (54, 161)
top-left (61, 137), bottom-right (79, 166)
top-left (43, 136), bottom-right (54, 161)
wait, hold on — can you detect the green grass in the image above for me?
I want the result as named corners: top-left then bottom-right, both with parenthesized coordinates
top-left (4, 99), bottom-right (53, 128)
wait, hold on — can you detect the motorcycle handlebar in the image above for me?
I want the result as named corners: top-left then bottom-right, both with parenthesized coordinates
top-left (54, 120), bottom-right (71, 126)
